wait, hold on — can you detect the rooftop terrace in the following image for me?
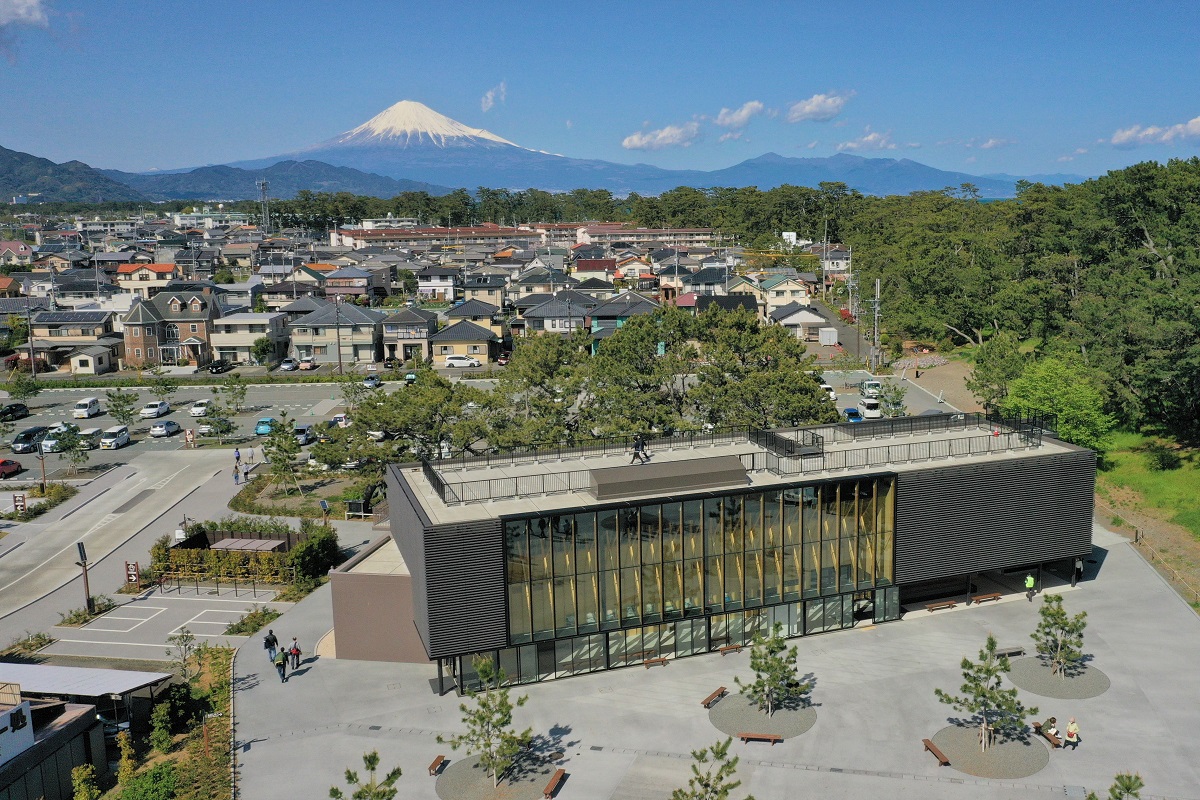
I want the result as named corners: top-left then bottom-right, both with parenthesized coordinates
top-left (399, 412), bottom-right (1069, 525)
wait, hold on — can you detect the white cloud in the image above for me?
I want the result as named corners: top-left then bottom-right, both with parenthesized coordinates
top-left (979, 137), bottom-right (1015, 149)
top-left (718, 131), bottom-right (743, 142)
top-left (787, 92), bottom-right (853, 123)
top-left (836, 128), bottom-right (896, 152)
top-left (1075, 147), bottom-right (1088, 154)
top-left (1111, 116), bottom-right (1200, 147)
top-left (965, 156), bottom-right (977, 164)
top-left (565, 119), bottom-right (573, 129)
top-left (1056, 155), bottom-right (1075, 162)
top-left (480, 81), bottom-right (507, 113)
top-left (805, 141), bottom-right (819, 149)
top-left (0, 0), bottom-right (48, 62)
top-left (622, 121), bottom-right (701, 151)
top-left (714, 100), bottom-right (764, 129)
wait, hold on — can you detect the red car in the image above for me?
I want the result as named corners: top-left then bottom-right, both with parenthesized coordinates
top-left (497, 352), bottom-right (511, 366)
top-left (0, 459), bottom-right (22, 478)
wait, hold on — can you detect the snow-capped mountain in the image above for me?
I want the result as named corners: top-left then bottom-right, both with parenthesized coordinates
top-left (312, 100), bottom-right (518, 149)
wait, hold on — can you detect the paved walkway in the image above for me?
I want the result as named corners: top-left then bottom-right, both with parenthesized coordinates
top-left (232, 524), bottom-right (1200, 800)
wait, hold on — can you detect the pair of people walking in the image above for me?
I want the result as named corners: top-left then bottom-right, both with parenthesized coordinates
top-left (264, 630), bottom-right (303, 682)
top-left (629, 434), bottom-right (650, 465)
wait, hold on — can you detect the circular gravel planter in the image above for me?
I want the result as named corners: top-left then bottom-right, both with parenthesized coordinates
top-left (930, 725), bottom-right (1049, 779)
top-left (708, 692), bottom-right (817, 740)
top-left (1007, 657), bottom-right (1111, 700)
top-left (435, 755), bottom-right (559, 800)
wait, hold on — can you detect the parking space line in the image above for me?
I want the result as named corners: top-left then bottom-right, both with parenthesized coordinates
top-left (52, 639), bottom-right (173, 648)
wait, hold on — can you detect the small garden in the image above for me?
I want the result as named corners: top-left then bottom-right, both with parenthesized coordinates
top-left (0, 482), bottom-right (79, 522)
top-left (228, 473), bottom-right (382, 519)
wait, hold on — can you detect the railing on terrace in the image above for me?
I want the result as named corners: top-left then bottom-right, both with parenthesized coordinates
top-left (425, 426), bottom-right (1041, 506)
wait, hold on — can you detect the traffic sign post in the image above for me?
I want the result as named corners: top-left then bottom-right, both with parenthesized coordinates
top-left (185, 429), bottom-right (195, 447)
top-left (12, 494), bottom-right (25, 513)
top-left (125, 561), bottom-right (141, 587)
top-left (76, 542), bottom-right (93, 614)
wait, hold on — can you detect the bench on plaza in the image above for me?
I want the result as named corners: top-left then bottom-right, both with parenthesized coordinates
top-left (970, 592), bottom-right (1002, 605)
top-left (925, 600), bottom-right (957, 613)
top-left (718, 644), bottom-right (743, 655)
top-left (644, 656), bottom-right (669, 669)
top-left (737, 731), bottom-right (782, 745)
top-left (922, 738), bottom-right (950, 766)
top-left (701, 687), bottom-right (727, 708)
top-left (428, 754), bottom-right (446, 776)
top-left (995, 644), bottom-right (1026, 659)
top-left (542, 768), bottom-right (566, 798)
top-left (1033, 722), bottom-right (1062, 749)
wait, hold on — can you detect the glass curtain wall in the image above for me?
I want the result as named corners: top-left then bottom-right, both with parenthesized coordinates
top-left (497, 476), bottom-right (896, 686)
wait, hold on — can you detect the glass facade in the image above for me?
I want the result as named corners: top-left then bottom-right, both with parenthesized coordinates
top-left (464, 476), bottom-right (897, 689)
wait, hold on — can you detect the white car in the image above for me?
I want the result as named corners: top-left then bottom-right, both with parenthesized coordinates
top-left (149, 420), bottom-right (181, 438)
top-left (40, 422), bottom-right (80, 453)
top-left (444, 355), bottom-right (481, 368)
top-left (820, 383), bottom-right (837, 402)
top-left (189, 399), bottom-right (212, 417)
top-left (140, 401), bottom-right (171, 418)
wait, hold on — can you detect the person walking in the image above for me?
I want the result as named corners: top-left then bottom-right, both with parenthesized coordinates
top-left (630, 434), bottom-right (649, 465)
top-left (289, 636), bottom-right (302, 669)
top-left (1065, 718), bottom-right (1080, 750)
top-left (241, 462), bottom-right (250, 483)
top-left (263, 629), bottom-right (278, 663)
top-left (273, 647), bottom-right (288, 683)
top-left (234, 447), bottom-right (241, 465)
top-left (1025, 573), bottom-right (1036, 602)
top-left (1072, 557), bottom-right (1084, 587)
top-left (232, 467), bottom-right (240, 486)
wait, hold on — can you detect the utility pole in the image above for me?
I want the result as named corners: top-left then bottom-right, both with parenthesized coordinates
top-left (76, 542), bottom-right (94, 614)
top-left (333, 297), bottom-right (345, 375)
top-left (869, 278), bottom-right (882, 373)
top-left (256, 180), bottom-right (271, 235)
top-left (25, 298), bottom-right (37, 379)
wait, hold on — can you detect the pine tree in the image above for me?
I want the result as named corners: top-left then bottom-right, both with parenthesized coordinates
top-left (437, 656), bottom-right (531, 788)
top-left (934, 634), bottom-right (1038, 752)
top-left (104, 387), bottom-right (139, 428)
top-left (1086, 772), bottom-right (1145, 800)
top-left (146, 367), bottom-right (178, 404)
top-left (329, 750), bottom-right (402, 800)
top-left (1031, 594), bottom-right (1087, 677)
top-left (735, 622), bottom-right (810, 717)
top-left (262, 410), bottom-right (303, 494)
top-left (671, 738), bottom-right (754, 800)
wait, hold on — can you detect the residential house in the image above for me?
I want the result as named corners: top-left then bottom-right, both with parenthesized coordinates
top-left (461, 274), bottom-right (507, 307)
top-left (264, 283), bottom-right (325, 311)
top-left (573, 277), bottom-right (615, 300)
top-left (656, 262), bottom-right (692, 303)
top-left (324, 266), bottom-right (387, 302)
top-left (428, 320), bottom-right (500, 365)
top-left (588, 292), bottom-right (659, 348)
top-left (573, 258), bottom-right (617, 282)
top-left (288, 302), bottom-right (385, 365)
top-left (174, 248), bottom-right (221, 279)
top-left (769, 302), bottom-right (830, 341)
top-left (759, 275), bottom-right (812, 319)
top-left (27, 309), bottom-right (121, 372)
top-left (34, 251), bottom-right (91, 271)
top-left (0, 275), bottom-right (19, 297)
top-left (0, 241), bottom-right (35, 267)
top-left (115, 263), bottom-right (179, 299)
top-left (415, 266), bottom-right (460, 301)
top-left (511, 266), bottom-right (576, 299)
top-left (212, 278), bottom-right (263, 314)
top-left (382, 307), bottom-right (439, 363)
top-left (682, 266), bottom-right (730, 297)
top-left (222, 242), bottom-right (259, 268)
top-left (445, 299), bottom-right (504, 338)
top-left (210, 312), bottom-right (289, 364)
top-left (121, 288), bottom-right (222, 368)
top-left (519, 292), bottom-right (597, 336)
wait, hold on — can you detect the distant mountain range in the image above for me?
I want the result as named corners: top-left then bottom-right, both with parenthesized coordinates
top-left (4, 101), bottom-right (1093, 204)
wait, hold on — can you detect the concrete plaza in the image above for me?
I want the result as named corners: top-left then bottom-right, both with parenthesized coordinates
top-left (232, 524), bottom-right (1200, 800)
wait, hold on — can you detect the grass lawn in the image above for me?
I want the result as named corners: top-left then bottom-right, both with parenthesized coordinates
top-left (1097, 431), bottom-right (1200, 538)
top-left (232, 473), bottom-right (376, 518)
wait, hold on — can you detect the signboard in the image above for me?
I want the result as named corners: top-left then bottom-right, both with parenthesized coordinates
top-left (185, 429), bottom-right (195, 446)
top-left (76, 542), bottom-right (88, 564)
top-left (125, 561), bottom-right (140, 586)
top-left (12, 494), bottom-right (25, 513)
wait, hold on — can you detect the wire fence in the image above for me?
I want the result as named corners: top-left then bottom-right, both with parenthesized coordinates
top-left (1096, 499), bottom-right (1200, 607)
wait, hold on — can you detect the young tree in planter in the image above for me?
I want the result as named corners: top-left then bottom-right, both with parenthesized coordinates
top-left (671, 737), bottom-right (752, 800)
top-left (1086, 773), bottom-right (1144, 800)
top-left (166, 626), bottom-right (198, 683)
top-left (55, 428), bottom-right (90, 476)
top-left (146, 367), bottom-right (178, 405)
top-left (878, 382), bottom-right (909, 417)
top-left (217, 370), bottom-right (249, 413)
top-left (104, 387), bottom-right (139, 428)
top-left (437, 655), bottom-right (531, 788)
top-left (262, 410), bottom-right (302, 493)
top-left (6, 370), bottom-right (41, 405)
top-left (735, 622), bottom-right (810, 717)
top-left (1031, 594), bottom-right (1087, 677)
top-left (200, 398), bottom-right (237, 444)
top-left (339, 373), bottom-right (377, 412)
top-left (329, 750), bottom-right (402, 800)
top-left (934, 634), bottom-right (1037, 752)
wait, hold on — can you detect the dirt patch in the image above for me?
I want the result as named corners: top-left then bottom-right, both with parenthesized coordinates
top-left (898, 357), bottom-right (983, 412)
top-left (234, 474), bottom-right (370, 518)
top-left (1096, 493), bottom-right (1200, 609)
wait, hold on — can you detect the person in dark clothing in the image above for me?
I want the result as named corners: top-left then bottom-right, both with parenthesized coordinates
top-left (630, 434), bottom-right (649, 465)
top-left (274, 648), bottom-right (287, 682)
top-left (263, 629), bottom-right (278, 663)
top-left (289, 636), bottom-right (301, 669)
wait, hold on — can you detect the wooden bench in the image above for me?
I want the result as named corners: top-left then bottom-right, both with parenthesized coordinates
top-left (542, 767), bottom-right (566, 799)
top-left (925, 601), bottom-right (957, 613)
top-left (737, 731), bottom-right (782, 745)
top-left (718, 644), bottom-right (743, 655)
top-left (922, 738), bottom-right (950, 766)
top-left (970, 592), bottom-right (1002, 605)
top-left (701, 687), bottom-right (727, 708)
top-left (1032, 723), bottom-right (1062, 749)
top-left (644, 656), bottom-right (669, 668)
top-left (995, 645), bottom-right (1026, 659)
top-left (428, 755), bottom-right (446, 776)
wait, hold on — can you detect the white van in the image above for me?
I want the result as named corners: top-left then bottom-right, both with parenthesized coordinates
top-left (79, 427), bottom-right (103, 449)
top-left (99, 425), bottom-right (130, 450)
top-left (444, 354), bottom-right (482, 368)
top-left (861, 398), bottom-right (883, 419)
top-left (72, 397), bottom-right (102, 419)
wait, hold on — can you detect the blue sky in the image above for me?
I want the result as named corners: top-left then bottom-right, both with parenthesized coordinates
top-left (3, 0), bottom-right (1199, 178)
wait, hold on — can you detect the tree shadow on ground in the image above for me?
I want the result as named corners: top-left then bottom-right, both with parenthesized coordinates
top-left (941, 715), bottom-right (1038, 746)
top-left (781, 671), bottom-right (819, 710)
top-left (233, 672), bottom-right (260, 691)
top-left (507, 723), bottom-right (577, 783)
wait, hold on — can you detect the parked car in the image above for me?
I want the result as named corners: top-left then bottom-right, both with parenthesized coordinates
top-left (189, 399), bottom-right (212, 417)
top-left (207, 359), bottom-right (234, 374)
top-left (78, 428), bottom-right (103, 449)
top-left (404, 371), bottom-right (418, 385)
top-left (861, 398), bottom-right (883, 419)
top-left (0, 458), bottom-right (22, 478)
top-left (0, 403), bottom-right (30, 422)
top-left (279, 358), bottom-right (299, 371)
top-left (99, 425), bottom-right (130, 450)
top-left (255, 417), bottom-right (278, 436)
top-left (197, 418), bottom-right (229, 436)
top-left (496, 352), bottom-right (511, 366)
top-left (859, 380), bottom-right (882, 399)
top-left (444, 354), bottom-right (481, 368)
top-left (11, 426), bottom-right (49, 454)
top-left (843, 408), bottom-right (864, 423)
top-left (315, 420), bottom-right (338, 443)
top-left (819, 383), bottom-right (837, 402)
top-left (140, 401), bottom-right (171, 418)
top-left (293, 424), bottom-right (315, 446)
top-left (298, 356), bottom-right (317, 370)
top-left (40, 422), bottom-right (80, 453)
top-left (72, 397), bottom-right (102, 418)
top-left (382, 356), bottom-right (399, 369)
top-left (149, 420), bottom-right (181, 438)
top-left (362, 374), bottom-right (382, 389)
top-left (332, 413), bottom-right (351, 428)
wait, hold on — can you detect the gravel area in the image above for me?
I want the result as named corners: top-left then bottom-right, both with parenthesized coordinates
top-left (930, 724), bottom-right (1050, 779)
top-left (435, 754), bottom-right (559, 800)
top-left (708, 691), bottom-right (818, 740)
top-left (1007, 656), bottom-right (1112, 699)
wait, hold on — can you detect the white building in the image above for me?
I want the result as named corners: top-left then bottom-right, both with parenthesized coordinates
top-left (209, 312), bottom-right (289, 364)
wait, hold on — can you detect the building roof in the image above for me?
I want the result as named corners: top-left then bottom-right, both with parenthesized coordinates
top-left (278, 296), bottom-right (330, 314)
top-left (116, 262), bottom-right (175, 275)
top-left (30, 310), bottom-right (112, 325)
top-left (590, 292), bottom-right (659, 319)
top-left (327, 266), bottom-right (372, 279)
top-left (574, 277), bottom-right (614, 291)
top-left (428, 319), bottom-right (499, 343)
top-left (0, 663), bottom-right (171, 697)
top-left (290, 303), bottom-right (386, 328)
top-left (769, 302), bottom-right (826, 323)
top-left (382, 308), bottom-right (437, 326)
top-left (447, 299), bottom-right (499, 318)
top-left (213, 312), bottom-right (285, 323)
top-left (696, 295), bottom-right (758, 314)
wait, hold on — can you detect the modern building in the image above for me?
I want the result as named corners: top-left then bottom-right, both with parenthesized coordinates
top-left (210, 312), bottom-right (289, 364)
top-left (330, 413), bottom-right (1093, 694)
top-left (288, 302), bottom-right (384, 365)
